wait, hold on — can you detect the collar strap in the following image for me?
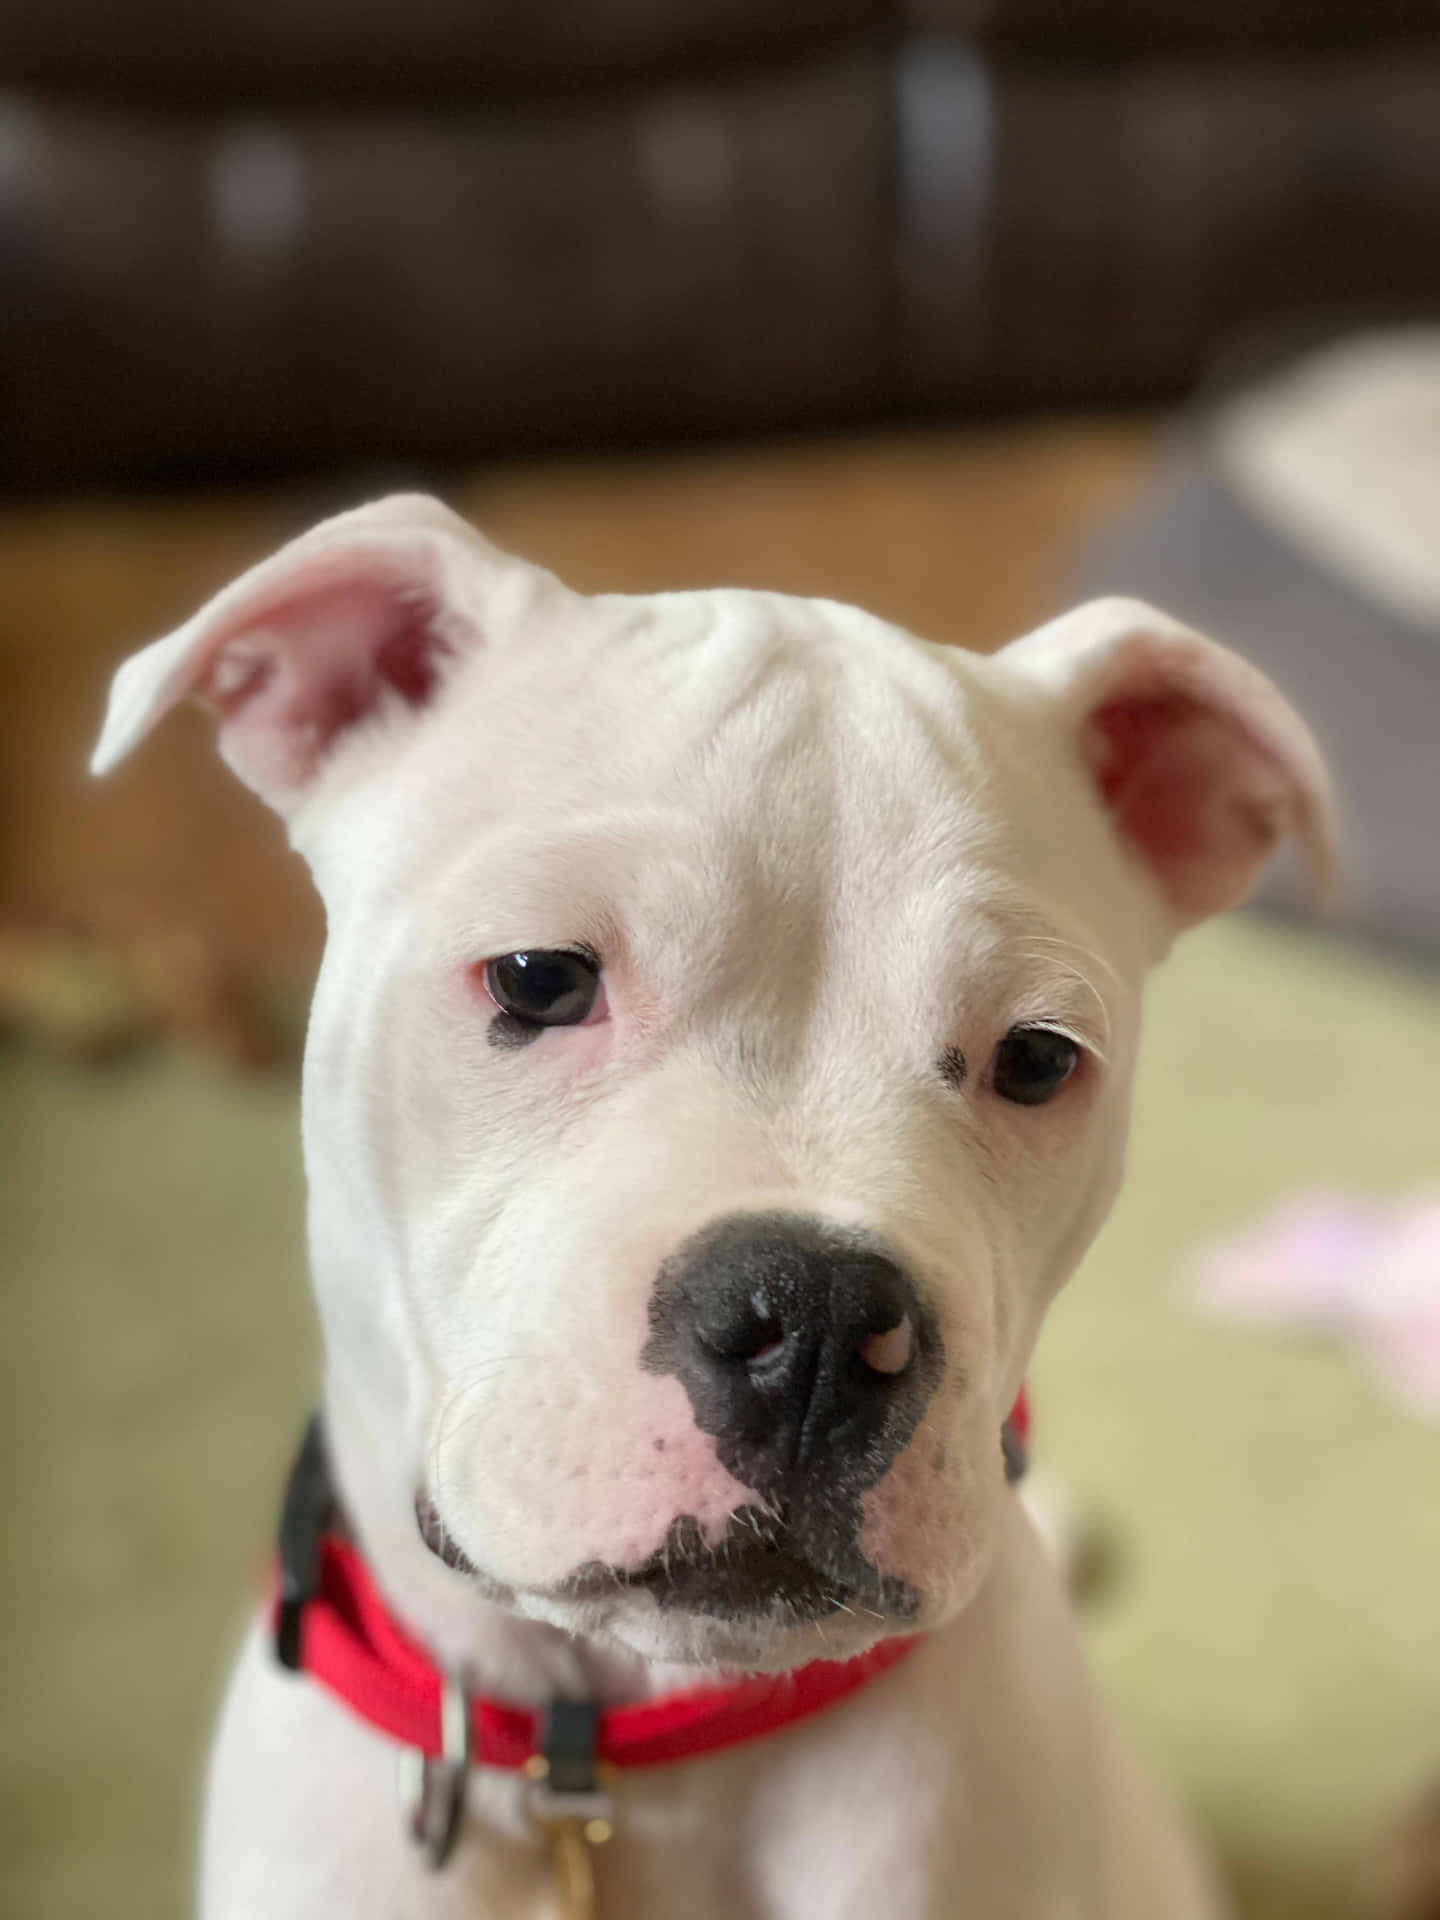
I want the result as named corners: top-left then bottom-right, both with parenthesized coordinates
top-left (276, 1530), bottom-right (921, 1768)
top-left (272, 1393), bottom-right (1027, 1773)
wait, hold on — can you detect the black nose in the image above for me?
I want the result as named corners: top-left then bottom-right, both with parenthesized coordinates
top-left (643, 1212), bottom-right (940, 1494)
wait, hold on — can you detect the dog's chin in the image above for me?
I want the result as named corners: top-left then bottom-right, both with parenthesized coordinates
top-left (517, 1585), bottom-right (905, 1672)
top-left (518, 1524), bottom-right (991, 1670)
top-left (416, 1492), bottom-right (937, 1669)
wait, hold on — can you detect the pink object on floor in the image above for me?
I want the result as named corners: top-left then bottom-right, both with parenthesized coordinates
top-left (1186, 1189), bottom-right (1440, 1421)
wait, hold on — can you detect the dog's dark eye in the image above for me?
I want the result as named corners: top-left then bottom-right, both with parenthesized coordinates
top-left (484, 950), bottom-right (600, 1027)
top-left (991, 1027), bottom-right (1080, 1106)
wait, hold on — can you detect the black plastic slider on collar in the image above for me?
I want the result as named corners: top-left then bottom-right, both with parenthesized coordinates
top-left (1001, 1414), bottom-right (1028, 1486)
top-left (275, 1412), bottom-right (334, 1672)
top-left (541, 1698), bottom-right (602, 1796)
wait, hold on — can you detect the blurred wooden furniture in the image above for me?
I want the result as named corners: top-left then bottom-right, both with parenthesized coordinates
top-left (2, 2), bottom-right (1438, 486)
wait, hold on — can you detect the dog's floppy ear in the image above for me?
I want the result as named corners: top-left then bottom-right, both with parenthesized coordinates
top-left (91, 494), bottom-right (504, 813)
top-left (997, 597), bottom-right (1340, 927)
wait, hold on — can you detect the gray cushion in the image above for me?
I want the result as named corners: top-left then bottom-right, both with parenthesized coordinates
top-left (1082, 441), bottom-right (1440, 962)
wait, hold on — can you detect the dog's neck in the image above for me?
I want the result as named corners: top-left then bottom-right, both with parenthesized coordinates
top-left (321, 1373), bottom-right (710, 1711)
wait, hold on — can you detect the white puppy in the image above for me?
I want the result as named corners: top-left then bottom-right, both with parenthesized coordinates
top-left (95, 497), bottom-right (1335, 1919)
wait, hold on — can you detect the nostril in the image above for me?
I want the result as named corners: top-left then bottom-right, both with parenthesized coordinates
top-left (698, 1295), bottom-right (787, 1366)
top-left (858, 1315), bottom-right (914, 1378)
top-left (745, 1322), bottom-right (786, 1365)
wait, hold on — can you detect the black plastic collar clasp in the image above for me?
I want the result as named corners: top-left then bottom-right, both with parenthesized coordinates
top-left (541, 1699), bottom-right (602, 1797)
top-left (527, 1698), bottom-right (616, 1836)
top-left (1002, 1414), bottom-right (1029, 1485)
top-left (275, 1412), bottom-right (334, 1672)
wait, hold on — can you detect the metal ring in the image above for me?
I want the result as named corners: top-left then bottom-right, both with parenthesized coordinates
top-left (399, 1669), bottom-right (471, 1871)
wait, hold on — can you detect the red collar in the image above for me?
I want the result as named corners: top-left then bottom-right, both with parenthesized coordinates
top-left (275, 1534), bottom-right (920, 1769)
top-left (272, 1387), bottom-right (1027, 1773)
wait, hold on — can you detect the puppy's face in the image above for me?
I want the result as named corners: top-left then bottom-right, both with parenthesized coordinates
top-left (96, 498), bottom-right (1335, 1669)
top-left (302, 589), bottom-right (1141, 1666)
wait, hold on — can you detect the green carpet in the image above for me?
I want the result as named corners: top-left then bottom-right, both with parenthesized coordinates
top-left (4, 916), bottom-right (1439, 1918)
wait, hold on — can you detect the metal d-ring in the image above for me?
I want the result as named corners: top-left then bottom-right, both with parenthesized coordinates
top-left (400, 1669), bottom-right (471, 1870)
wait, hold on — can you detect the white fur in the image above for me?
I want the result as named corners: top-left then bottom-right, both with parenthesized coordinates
top-left (96, 497), bottom-right (1335, 1916)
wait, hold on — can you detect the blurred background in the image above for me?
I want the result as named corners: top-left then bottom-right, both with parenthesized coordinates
top-left (3, 4), bottom-right (1439, 1917)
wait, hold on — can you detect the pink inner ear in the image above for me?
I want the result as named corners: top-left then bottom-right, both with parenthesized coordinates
top-left (203, 579), bottom-right (444, 793)
top-left (1089, 692), bottom-right (1291, 920)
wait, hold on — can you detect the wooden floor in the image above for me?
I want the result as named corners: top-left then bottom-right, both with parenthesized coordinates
top-left (0, 416), bottom-right (1157, 992)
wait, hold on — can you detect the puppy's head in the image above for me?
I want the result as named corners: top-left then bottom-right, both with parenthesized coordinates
top-left (95, 497), bottom-right (1336, 1668)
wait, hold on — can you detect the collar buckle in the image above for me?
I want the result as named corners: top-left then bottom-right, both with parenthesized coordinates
top-left (400, 1667), bottom-right (471, 1870)
top-left (1002, 1412), bottom-right (1029, 1484)
top-left (274, 1414), bottom-right (333, 1672)
top-left (525, 1702), bottom-right (615, 1920)
top-left (525, 1698), bottom-right (616, 1836)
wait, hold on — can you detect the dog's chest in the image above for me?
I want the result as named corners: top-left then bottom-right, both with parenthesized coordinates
top-left (405, 1781), bottom-right (754, 1920)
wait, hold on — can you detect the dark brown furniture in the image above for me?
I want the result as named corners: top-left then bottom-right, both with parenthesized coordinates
top-left (2, 3), bottom-right (1437, 484)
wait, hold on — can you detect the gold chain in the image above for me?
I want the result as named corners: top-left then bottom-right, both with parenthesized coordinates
top-left (545, 1817), bottom-right (602, 1920)
top-left (525, 1753), bottom-right (615, 1920)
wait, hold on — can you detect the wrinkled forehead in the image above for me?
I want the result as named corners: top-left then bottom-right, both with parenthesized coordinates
top-left (305, 582), bottom-right (1135, 1051)
top-left (389, 583), bottom-right (990, 879)
top-left (351, 585), bottom-right (1005, 921)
